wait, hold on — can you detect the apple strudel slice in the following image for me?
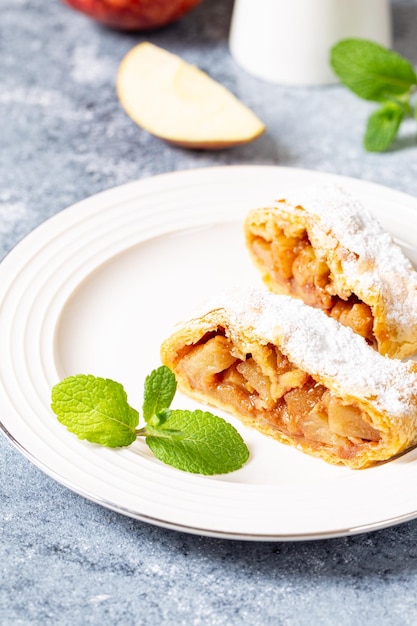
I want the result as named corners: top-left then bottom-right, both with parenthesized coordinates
top-left (245, 184), bottom-right (417, 359)
top-left (160, 289), bottom-right (417, 469)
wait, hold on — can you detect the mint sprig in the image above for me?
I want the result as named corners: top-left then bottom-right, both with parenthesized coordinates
top-left (330, 38), bottom-right (417, 151)
top-left (51, 366), bottom-right (249, 475)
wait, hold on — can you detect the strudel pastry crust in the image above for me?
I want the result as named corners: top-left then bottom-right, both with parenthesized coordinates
top-left (160, 289), bottom-right (417, 469)
top-left (245, 184), bottom-right (417, 359)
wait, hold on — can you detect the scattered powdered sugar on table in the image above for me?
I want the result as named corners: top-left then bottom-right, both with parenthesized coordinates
top-left (199, 288), bottom-right (416, 418)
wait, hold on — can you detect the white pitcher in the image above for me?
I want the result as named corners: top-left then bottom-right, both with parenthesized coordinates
top-left (229, 0), bottom-right (392, 85)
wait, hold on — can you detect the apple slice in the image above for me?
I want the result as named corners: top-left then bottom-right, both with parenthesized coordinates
top-left (117, 42), bottom-right (266, 149)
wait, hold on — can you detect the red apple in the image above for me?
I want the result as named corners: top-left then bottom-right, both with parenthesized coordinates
top-left (62, 0), bottom-right (202, 31)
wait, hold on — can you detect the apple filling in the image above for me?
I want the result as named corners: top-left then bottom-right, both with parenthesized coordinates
top-left (249, 228), bottom-right (374, 344)
top-left (175, 331), bottom-right (380, 458)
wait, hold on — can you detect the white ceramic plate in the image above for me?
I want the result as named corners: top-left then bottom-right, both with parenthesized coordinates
top-left (2, 165), bottom-right (417, 541)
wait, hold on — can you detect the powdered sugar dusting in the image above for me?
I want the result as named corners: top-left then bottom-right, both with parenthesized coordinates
top-left (279, 184), bottom-right (417, 329)
top-left (200, 288), bottom-right (416, 418)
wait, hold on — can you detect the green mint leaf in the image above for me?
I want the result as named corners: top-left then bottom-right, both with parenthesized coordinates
top-left (145, 409), bottom-right (249, 475)
top-left (142, 365), bottom-right (176, 424)
top-left (330, 39), bottom-right (417, 102)
top-left (51, 374), bottom-right (138, 447)
top-left (364, 101), bottom-right (404, 152)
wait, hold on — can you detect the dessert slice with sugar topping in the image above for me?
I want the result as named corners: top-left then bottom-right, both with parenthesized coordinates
top-left (245, 184), bottom-right (417, 359)
top-left (161, 289), bottom-right (417, 469)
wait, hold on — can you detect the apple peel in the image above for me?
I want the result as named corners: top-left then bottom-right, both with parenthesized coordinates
top-left (116, 42), bottom-right (266, 149)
